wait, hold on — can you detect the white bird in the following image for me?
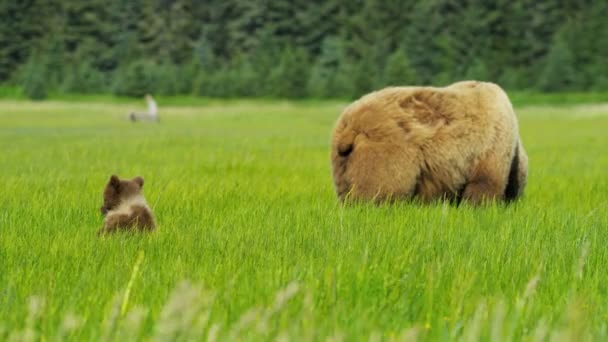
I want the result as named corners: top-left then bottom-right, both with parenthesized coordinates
top-left (129, 94), bottom-right (159, 122)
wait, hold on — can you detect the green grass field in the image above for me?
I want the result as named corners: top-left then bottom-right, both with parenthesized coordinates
top-left (1, 98), bottom-right (607, 341)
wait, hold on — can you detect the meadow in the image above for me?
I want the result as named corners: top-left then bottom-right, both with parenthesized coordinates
top-left (0, 97), bottom-right (607, 341)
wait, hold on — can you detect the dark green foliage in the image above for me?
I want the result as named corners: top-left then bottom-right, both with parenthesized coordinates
top-left (537, 26), bottom-right (578, 92)
top-left (193, 70), bottom-right (213, 97)
top-left (498, 68), bottom-right (528, 91)
top-left (231, 60), bottom-right (259, 97)
top-left (465, 59), bottom-right (489, 82)
top-left (154, 62), bottom-right (200, 96)
top-left (306, 63), bottom-right (326, 98)
top-left (306, 37), bottom-right (339, 98)
top-left (1, 0), bottom-right (606, 97)
top-left (62, 62), bottom-right (106, 94)
top-left (22, 53), bottom-right (48, 100)
top-left (382, 48), bottom-right (417, 87)
top-left (306, 36), bottom-right (354, 98)
top-left (270, 47), bottom-right (310, 98)
top-left (112, 60), bottom-right (160, 97)
top-left (351, 56), bottom-right (377, 98)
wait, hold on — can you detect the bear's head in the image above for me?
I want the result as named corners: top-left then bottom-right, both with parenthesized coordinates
top-left (100, 175), bottom-right (144, 215)
top-left (331, 88), bottom-right (443, 203)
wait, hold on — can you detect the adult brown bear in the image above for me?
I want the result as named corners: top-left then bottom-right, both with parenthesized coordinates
top-left (331, 81), bottom-right (528, 204)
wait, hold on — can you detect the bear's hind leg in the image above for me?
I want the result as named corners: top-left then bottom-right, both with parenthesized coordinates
top-left (503, 141), bottom-right (528, 201)
top-left (461, 176), bottom-right (504, 205)
top-left (462, 151), bottom-right (512, 205)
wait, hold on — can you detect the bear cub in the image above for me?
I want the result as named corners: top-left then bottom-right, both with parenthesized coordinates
top-left (98, 175), bottom-right (156, 235)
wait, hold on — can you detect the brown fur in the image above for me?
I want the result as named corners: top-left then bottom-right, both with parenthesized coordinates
top-left (331, 81), bottom-right (528, 204)
top-left (98, 175), bottom-right (156, 235)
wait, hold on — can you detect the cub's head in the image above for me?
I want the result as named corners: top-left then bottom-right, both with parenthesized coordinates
top-left (100, 175), bottom-right (144, 215)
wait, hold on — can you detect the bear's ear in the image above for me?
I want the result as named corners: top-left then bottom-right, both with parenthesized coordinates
top-left (108, 175), bottom-right (120, 188)
top-left (133, 176), bottom-right (144, 188)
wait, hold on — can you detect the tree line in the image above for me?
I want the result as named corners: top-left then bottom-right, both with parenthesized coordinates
top-left (1, 0), bottom-right (607, 100)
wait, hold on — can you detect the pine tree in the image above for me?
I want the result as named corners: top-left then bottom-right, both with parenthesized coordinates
top-left (306, 36), bottom-right (344, 97)
top-left (351, 56), bottom-right (376, 98)
top-left (22, 53), bottom-right (48, 100)
top-left (464, 59), bottom-right (489, 82)
top-left (565, 1), bottom-right (608, 90)
top-left (307, 62), bottom-right (329, 98)
top-left (537, 25), bottom-right (578, 92)
top-left (403, 1), bottom-right (444, 84)
top-left (106, 0), bottom-right (143, 69)
top-left (0, 0), bottom-right (56, 82)
top-left (113, 60), bottom-right (160, 97)
top-left (0, 0), bottom-right (607, 95)
top-left (231, 59), bottom-right (259, 97)
top-left (62, 62), bottom-right (106, 94)
top-left (382, 48), bottom-right (417, 87)
top-left (269, 47), bottom-right (310, 98)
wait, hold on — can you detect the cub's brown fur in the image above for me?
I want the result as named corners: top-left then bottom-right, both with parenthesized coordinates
top-left (98, 175), bottom-right (156, 235)
top-left (331, 81), bottom-right (528, 204)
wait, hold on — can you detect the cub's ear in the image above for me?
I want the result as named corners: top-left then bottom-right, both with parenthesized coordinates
top-left (133, 176), bottom-right (144, 188)
top-left (108, 175), bottom-right (120, 188)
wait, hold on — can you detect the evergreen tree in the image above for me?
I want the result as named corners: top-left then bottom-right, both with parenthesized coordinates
top-left (193, 70), bottom-right (214, 97)
top-left (306, 36), bottom-right (346, 98)
top-left (0, 0), bottom-right (606, 96)
top-left (351, 57), bottom-right (377, 98)
top-left (464, 59), bottom-right (490, 82)
top-left (403, 1), bottom-right (444, 84)
top-left (382, 48), bottom-right (417, 87)
top-left (22, 53), bottom-right (48, 100)
top-left (537, 25), bottom-right (578, 92)
top-left (498, 67), bottom-right (527, 91)
top-left (0, 0), bottom-right (56, 82)
top-left (269, 47), bottom-right (310, 98)
top-left (330, 61), bottom-right (356, 99)
top-left (113, 60), bottom-right (160, 97)
top-left (62, 62), bottom-right (106, 94)
top-left (155, 63), bottom-right (180, 96)
top-left (231, 59), bottom-right (259, 97)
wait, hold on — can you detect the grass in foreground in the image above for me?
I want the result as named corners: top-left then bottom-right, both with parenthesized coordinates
top-left (0, 99), bottom-right (607, 341)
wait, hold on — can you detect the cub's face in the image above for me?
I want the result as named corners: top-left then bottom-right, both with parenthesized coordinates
top-left (100, 175), bottom-right (144, 215)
